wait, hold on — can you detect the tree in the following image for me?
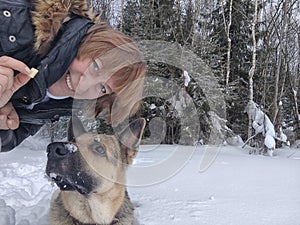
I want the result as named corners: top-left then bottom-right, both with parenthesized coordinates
top-left (85, 0), bottom-right (300, 146)
top-left (207, 0), bottom-right (255, 139)
top-left (254, 0), bottom-right (299, 144)
top-left (90, 0), bottom-right (114, 21)
top-left (223, 0), bottom-right (233, 91)
top-left (121, 0), bottom-right (213, 144)
top-left (247, 0), bottom-right (259, 139)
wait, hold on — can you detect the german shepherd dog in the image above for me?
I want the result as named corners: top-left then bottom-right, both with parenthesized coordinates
top-left (45, 115), bottom-right (145, 225)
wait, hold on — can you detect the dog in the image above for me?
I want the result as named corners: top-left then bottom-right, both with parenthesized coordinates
top-left (45, 116), bottom-right (146, 225)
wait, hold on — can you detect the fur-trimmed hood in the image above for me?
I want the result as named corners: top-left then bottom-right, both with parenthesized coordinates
top-left (31, 0), bottom-right (98, 56)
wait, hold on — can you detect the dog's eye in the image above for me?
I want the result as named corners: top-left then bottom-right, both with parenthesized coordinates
top-left (91, 141), bottom-right (106, 156)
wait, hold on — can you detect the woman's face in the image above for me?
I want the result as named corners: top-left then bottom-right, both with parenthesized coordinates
top-left (48, 57), bottom-right (115, 99)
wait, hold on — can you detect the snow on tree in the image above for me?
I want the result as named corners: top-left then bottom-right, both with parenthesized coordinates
top-left (183, 70), bottom-right (191, 87)
top-left (246, 101), bottom-right (289, 156)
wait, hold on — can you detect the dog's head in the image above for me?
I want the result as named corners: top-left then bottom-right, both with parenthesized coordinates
top-left (46, 116), bottom-right (145, 195)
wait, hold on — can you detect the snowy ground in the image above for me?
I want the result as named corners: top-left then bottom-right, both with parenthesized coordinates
top-left (0, 135), bottom-right (300, 225)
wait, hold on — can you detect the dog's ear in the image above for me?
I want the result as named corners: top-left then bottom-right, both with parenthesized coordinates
top-left (68, 116), bottom-right (87, 142)
top-left (94, 93), bottom-right (117, 123)
top-left (119, 118), bottom-right (146, 163)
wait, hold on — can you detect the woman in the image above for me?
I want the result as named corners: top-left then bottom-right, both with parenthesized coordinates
top-left (0, 0), bottom-right (146, 151)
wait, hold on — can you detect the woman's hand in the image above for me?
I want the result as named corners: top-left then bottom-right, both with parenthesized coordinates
top-left (0, 102), bottom-right (19, 130)
top-left (0, 56), bottom-right (32, 107)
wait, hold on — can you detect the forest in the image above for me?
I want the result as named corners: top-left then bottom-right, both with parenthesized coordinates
top-left (50, 0), bottom-right (300, 152)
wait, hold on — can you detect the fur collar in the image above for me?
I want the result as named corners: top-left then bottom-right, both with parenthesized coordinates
top-left (31, 0), bottom-right (98, 56)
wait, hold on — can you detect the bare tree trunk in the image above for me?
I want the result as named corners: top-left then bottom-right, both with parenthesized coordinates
top-left (120, 0), bottom-right (125, 31)
top-left (292, 30), bottom-right (300, 139)
top-left (260, 0), bottom-right (271, 108)
top-left (247, 0), bottom-right (258, 139)
top-left (296, 30), bottom-right (300, 139)
top-left (191, 0), bottom-right (200, 48)
top-left (272, 0), bottom-right (288, 124)
top-left (222, 0), bottom-right (233, 91)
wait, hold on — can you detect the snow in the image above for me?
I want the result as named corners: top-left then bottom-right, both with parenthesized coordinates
top-left (65, 143), bottom-right (78, 153)
top-left (246, 101), bottom-right (289, 151)
top-left (149, 104), bottom-right (156, 110)
top-left (293, 89), bottom-right (297, 97)
top-left (0, 135), bottom-right (300, 225)
top-left (183, 71), bottom-right (191, 87)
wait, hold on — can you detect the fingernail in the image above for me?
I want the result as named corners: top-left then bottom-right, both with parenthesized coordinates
top-left (7, 120), bottom-right (13, 126)
top-left (0, 115), bottom-right (5, 120)
top-left (25, 67), bottom-right (31, 74)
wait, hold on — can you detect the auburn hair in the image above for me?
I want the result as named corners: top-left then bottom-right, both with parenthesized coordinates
top-left (77, 22), bottom-right (146, 125)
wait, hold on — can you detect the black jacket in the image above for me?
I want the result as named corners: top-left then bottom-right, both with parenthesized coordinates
top-left (0, 0), bottom-right (94, 151)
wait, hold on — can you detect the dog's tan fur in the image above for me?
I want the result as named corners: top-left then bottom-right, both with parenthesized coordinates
top-left (46, 116), bottom-right (145, 225)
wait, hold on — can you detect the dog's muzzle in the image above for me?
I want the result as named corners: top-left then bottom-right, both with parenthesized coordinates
top-left (46, 142), bottom-right (95, 195)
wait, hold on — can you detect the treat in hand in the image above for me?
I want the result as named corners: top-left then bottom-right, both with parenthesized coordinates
top-left (28, 68), bottom-right (38, 78)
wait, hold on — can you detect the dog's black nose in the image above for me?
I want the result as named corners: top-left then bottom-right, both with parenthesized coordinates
top-left (47, 142), bottom-right (69, 158)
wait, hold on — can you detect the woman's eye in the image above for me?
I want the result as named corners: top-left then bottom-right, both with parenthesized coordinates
top-left (100, 84), bottom-right (107, 94)
top-left (93, 60), bottom-right (100, 72)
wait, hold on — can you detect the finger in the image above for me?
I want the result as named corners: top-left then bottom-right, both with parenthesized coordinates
top-left (0, 115), bottom-right (9, 130)
top-left (0, 91), bottom-right (14, 108)
top-left (10, 72), bottom-right (32, 93)
top-left (0, 68), bottom-right (14, 94)
top-left (0, 56), bottom-right (30, 75)
top-left (0, 102), bottom-right (14, 114)
top-left (7, 104), bottom-right (19, 121)
top-left (0, 73), bottom-right (31, 108)
top-left (0, 103), bottom-right (19, 130)
top-left (7, 118), bottom-right (19, 130)
top-left (0, 66), bottom-right (14, 85)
